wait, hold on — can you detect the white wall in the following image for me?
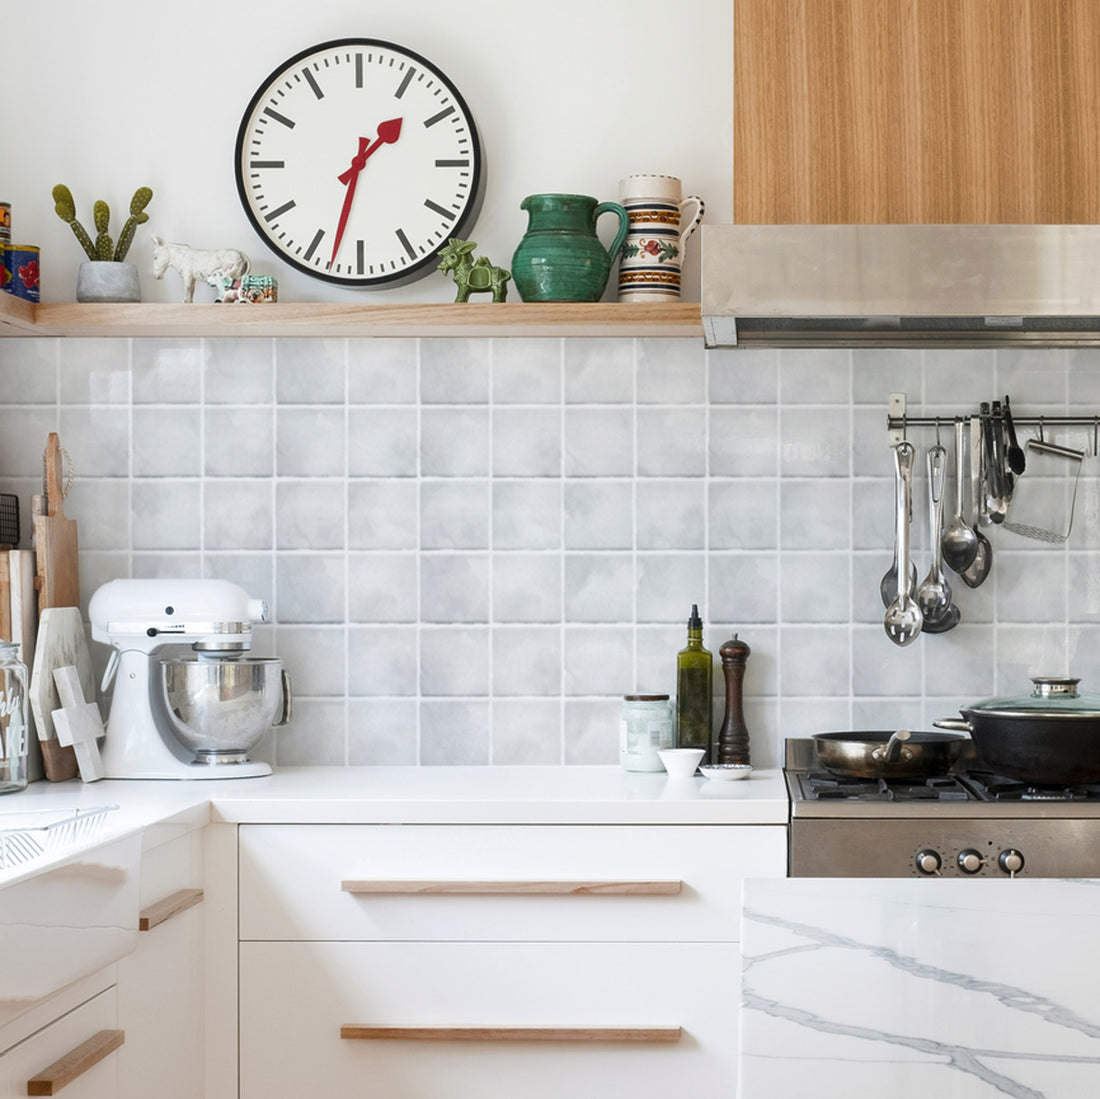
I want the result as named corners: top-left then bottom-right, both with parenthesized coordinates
top-left (5, 0), bottom-right (732, 304)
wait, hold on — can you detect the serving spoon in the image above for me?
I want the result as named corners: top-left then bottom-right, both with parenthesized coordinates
top-left (917, 442), bottom-right (956, 628)
top-left (941, 419), bottom-right (978, 573)
top-left (883, 442), bottom-right (923, 646)
top-left (960, 415), bottom-right (993, 588)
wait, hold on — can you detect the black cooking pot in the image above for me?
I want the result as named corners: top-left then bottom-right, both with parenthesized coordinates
top-left (812, 729), bottom-right (967, 780)
top-left (934, 676), bottom-right (1100, 785)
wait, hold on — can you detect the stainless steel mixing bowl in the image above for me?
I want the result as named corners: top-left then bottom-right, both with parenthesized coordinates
top-left (160, 656), bottom-right (291, 764)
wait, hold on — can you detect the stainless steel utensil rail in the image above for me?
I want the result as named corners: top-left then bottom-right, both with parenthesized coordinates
top-left (887, 392), bottom-right (1100, 443)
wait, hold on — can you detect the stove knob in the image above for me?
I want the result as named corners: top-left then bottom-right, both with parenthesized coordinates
top-left (957, 849), bottom-right (984, 874)
top-left (998, 849), bottom-right (1025, 875)
top-left (915, 849), bottom-right (942, 875)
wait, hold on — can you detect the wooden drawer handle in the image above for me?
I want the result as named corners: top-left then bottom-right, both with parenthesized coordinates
top-left (341, 879), bottom-right (683, 896)
top-left (139, 887), bottom-right (204, 931)
top-left (341, 1024), bottom-right (681, 1043)
top-left (27, 1029), bottom-right (125, 1095)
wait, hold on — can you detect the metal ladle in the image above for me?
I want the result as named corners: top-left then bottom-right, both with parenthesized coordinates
top-left (916, 441), bottom-right (957, 630)
top-left (883, 442), bottom-right (923, 646)
top-left (960, 415), bottom-right (993, 588)
top-left (941, 419), bottom-right (978, 573)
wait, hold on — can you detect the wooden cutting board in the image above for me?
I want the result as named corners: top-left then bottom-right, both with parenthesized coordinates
top-left (28, 607), bottom-right (92, 782)
top-left (33, 433), bottom-right (80, 613)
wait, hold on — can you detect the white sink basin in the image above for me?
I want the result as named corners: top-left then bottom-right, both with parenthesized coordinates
top-left (0, 818), bottom-right (141, 1027)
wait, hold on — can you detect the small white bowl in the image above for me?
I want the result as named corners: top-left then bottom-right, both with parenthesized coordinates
top-left (657, 748), bottom-right (705, 779)
top-left (699, 764), bottom-right (753, 782)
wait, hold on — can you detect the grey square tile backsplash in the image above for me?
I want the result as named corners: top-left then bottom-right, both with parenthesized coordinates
top-left (4, 336), bottom-right (1100, 770)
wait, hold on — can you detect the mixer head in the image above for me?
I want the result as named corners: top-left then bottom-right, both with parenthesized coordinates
top-left (90, 578), bottom-right (268, 653)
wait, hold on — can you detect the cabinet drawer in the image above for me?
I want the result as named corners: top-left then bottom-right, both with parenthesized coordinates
top-left (239, 824), bottom-right (785, 943)
top-left (240, 941), bottom-right (738, 1099)
top-left (0, 987), bottom-right (119, 1099)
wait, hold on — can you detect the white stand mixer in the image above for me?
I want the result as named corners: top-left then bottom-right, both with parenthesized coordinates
top-left (90, 579), bottom-right (282, 780)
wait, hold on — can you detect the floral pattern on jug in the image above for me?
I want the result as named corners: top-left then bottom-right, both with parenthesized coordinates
top-left (617, 174), bottom-right (704, 302)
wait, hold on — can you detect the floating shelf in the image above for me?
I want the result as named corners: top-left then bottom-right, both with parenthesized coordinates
top-left (0, 295), bottom-right (703, 339)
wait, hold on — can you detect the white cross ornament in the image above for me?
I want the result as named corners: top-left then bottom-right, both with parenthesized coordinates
top-left (51, 664), bottom-right (105, 782)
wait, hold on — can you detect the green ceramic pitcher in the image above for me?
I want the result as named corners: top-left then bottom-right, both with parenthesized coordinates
top-left (511, 193), bottom-right (630, 302)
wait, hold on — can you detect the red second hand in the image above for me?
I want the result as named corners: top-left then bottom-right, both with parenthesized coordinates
top-left (329, 117), bottom-right (403, 269)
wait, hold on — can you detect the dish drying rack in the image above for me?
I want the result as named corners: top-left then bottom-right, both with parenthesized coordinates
top-left (0, 805), bottom-right (118, 870)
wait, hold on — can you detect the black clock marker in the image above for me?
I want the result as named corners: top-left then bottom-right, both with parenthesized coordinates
top-left (395, 68), bottom-right (415, 99)
top-left (395, 228), bottom-right (416, 260)
top-left (355, 54), bottom-right (363, 87)
top-left (424, 199), bottom-right (455, 221)
top-left (303, 69), bottom-right (323, 99)
top-left (356, 241), bottom-right (365, 275)
top-left (250, 160), bottom-right (285, 169)
top-left (435, 159), bottom-right (469, 168)
top-left (303, 228), bottom-right (324, 262)
top-left (263, 107), bottom-right (295, 129)
top-left (265, 200), bottom-right (296, 222)
top-left (423, 106), bottom-right (455, 128)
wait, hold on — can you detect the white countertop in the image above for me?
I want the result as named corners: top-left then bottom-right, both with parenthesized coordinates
top-left (3, 764), bottom-right (788, 834)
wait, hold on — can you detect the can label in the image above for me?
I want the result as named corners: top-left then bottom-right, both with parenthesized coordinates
top-left (5, 245), bottom-right (40, 301)
top-left (0, 203), bottom-right (10, 243)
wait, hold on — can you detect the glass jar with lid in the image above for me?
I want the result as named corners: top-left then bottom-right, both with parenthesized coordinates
top-left (0, 642), bottom-right (29, 793)
top-left (620, 694), bottom-right (674, 772)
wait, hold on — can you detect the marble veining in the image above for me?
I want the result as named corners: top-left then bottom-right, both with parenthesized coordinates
top-left (741, 879), bottom-right (1100, 1098)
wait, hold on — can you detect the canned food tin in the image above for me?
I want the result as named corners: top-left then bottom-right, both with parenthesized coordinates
top-left (0, 203), bottom-right (10, 242)
top-left (620, 694), bottom-right (673, 772)
top-left (5, 245), bottom-right (39, 301)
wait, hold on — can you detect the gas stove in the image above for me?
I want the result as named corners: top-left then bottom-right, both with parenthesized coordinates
top-left (785, 737), bottom-right (1100, 878)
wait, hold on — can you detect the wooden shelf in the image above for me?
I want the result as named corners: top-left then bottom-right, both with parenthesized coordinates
top-left (0, 296), bottom-right (702, 339)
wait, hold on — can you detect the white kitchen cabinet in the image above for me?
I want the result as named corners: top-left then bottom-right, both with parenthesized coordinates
top-left (116, 825), bottom-right (204, 1099)
top-left (237, 823), bottom-right (786, 1098)
top-left (0, 986), bottom-right (120, 1099)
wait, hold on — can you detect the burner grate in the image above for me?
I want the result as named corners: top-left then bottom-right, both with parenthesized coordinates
top-left (798, 769), bottom-right (971, 803)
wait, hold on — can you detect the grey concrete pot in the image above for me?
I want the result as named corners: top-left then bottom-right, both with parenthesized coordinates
top-left (75, 261), bottom-right (141, 303)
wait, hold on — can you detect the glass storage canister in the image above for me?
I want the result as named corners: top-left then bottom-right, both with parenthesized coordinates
top-left (620, 694), bottom-right (674, 772)
top-left (0, 641), bottom-right (28, 793)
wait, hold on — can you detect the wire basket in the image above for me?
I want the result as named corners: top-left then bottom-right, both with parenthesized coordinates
top-left (0, 805), bottom-right (118, 871)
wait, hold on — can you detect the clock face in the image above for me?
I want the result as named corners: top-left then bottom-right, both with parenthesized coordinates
top-left (234, 38), bottom-right (485, 288)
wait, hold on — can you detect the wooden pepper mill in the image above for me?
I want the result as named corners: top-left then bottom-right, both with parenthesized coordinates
top-left (716, 634), bottom-right (751, 765)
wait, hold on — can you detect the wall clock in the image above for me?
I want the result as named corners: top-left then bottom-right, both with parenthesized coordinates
top-left (234, 38), bottom-right (485, 288)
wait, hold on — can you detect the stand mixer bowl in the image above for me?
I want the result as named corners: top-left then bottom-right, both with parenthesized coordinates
top-left (160, 655), bottom-right (290, 764)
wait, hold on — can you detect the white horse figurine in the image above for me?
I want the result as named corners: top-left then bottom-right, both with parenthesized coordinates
top-left (150, 235), bottom-right (250, 302)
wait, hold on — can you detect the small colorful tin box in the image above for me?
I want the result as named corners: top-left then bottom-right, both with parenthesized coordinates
top-left (6, 245), bottom-right (40, 301)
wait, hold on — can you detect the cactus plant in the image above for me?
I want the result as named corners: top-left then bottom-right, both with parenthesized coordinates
top-left (114, 187), bottom-right (152, 261)
top-left (93, 200), bottom-right (112, 260)
top-left (51, 184), bottom-right (97, 261)
top-left (51, 184), bottom-right (153, 263)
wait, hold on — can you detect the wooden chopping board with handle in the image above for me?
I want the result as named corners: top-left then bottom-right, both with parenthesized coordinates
top-left (33, 432), bottom-right (80, 613)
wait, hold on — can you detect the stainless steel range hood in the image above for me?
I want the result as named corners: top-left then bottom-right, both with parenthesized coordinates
top-left (701, 224), bottom-right (1100, 349)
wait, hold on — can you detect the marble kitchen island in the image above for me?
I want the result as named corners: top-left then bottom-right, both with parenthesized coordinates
top-left (741, 877), bottom-right (1100, 1098)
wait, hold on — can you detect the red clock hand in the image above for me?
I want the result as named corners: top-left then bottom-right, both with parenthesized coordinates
top-left (329, 117), bottom-right (403, 268)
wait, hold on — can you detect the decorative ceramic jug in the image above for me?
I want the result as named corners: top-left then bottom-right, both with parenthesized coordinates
top-left (616, 174), bottom-right (704, 301)
top-left (511, 193), bottom-right (630, 302)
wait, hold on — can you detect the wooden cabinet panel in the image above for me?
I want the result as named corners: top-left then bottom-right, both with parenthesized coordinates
top-left (734, 0), bottom-right (1100, 224)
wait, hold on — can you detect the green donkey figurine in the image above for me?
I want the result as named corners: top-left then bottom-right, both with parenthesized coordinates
top-left (437, 238), bottom-right (510, 302)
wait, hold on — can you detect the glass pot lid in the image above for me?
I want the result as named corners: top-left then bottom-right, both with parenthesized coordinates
top-left (966, 676), bottom-right (1100, 717)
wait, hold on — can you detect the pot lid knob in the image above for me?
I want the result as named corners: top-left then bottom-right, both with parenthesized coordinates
top-left (1031, 676), bottom-right (1080, 698)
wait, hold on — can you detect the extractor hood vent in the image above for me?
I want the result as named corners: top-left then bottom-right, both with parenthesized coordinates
top-left (701, 225), bottom-right (1100, 349)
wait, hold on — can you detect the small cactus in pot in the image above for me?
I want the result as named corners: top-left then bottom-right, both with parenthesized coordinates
top-left (51, 184), bottom-right (153, 262)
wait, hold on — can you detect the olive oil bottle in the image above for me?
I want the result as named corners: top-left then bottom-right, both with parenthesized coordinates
top-left (675, 604), bottom-right (713, 763)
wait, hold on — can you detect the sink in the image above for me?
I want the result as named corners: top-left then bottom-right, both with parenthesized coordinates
top-left (0, 810), bottom-right (141, 1027)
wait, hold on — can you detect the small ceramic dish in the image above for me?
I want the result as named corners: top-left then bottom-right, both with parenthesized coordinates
top-left (657, 748), bottom-right (705, 779)
top-left (699, 764), bottom-right (752, 782)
